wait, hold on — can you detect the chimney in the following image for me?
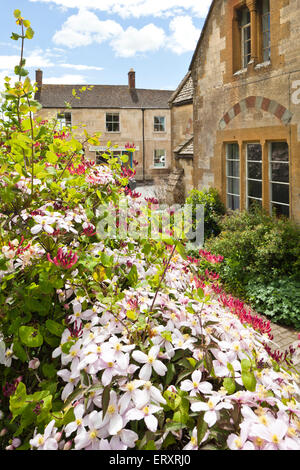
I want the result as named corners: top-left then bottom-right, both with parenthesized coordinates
top-left (128, 68), bottom-right (135, 89)
top-left (35, 69), bottom-right (43, 100)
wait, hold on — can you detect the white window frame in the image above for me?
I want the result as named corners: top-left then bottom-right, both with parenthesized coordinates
top-left (153, 149), bottom-right (166, 168)
top-left (57, 112), bottom-right (72, 129)
top-left (154, 116), bottom-right (166, 132)
top-left (246, 143), bottom-right (263, 210)
top-left (269, 142), bottom-right (290, 216)
top-left (226, 143), bottom-right (240, 210)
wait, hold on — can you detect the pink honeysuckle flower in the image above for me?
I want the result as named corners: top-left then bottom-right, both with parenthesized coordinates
top-left (132, 345), bottom-right (167, 381)
top-left (125, 403), bottom-right (161, 433)
top-left (180, 370), bottom-right (213, 396)
top-left (31, 215), bottom-right (56, 234)
top-left (191, 395), bottom-right (233, 427)
top-left (30, 420), bottom-right (58, 450)
top-left (47, 247), bottom-right (78, 269)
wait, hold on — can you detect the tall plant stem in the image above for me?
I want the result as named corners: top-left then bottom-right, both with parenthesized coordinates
top-left (149, 244), bottom-right (176, 313)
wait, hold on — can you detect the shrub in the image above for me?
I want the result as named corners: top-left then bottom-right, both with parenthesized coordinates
top-left (245, 277), bottom-right (300, 330)
top-left (185, 187), bottom-right (225, 240)
top-left (205, 206), bottom-right (300, 294)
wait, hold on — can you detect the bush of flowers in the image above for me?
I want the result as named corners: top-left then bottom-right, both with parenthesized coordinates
top-left (0, 11), bottom-right (300, 451)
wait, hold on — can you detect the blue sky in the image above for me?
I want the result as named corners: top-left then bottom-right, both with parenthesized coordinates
top-left (0, 0), bottom-right (212, 91)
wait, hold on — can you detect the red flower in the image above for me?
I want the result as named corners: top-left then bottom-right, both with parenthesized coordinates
top-left (47, 247), bottom-right (78, 269)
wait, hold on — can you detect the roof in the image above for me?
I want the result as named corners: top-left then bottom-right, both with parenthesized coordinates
top-left (37, 84), bottom-right (174, 110)
top-left (169, 72), bottom-right (193, 106)
top-left (174, 137), bottom-right (194, 157)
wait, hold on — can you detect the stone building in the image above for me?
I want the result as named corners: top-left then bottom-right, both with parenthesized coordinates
top-left (167, 72), bottom-right (194, 203)
top-left (183, 0), bottom-right (300, 222)
top-left (34, 69), bottom-right (173, 183)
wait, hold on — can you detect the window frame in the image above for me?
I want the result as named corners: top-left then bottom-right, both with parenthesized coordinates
top-left (154, 116), bottom-right (166, 133)
top-left (226, 143), bottom-right (240, 210)
top-left (105, 113), bottom-right (120, 133)
top-left (240, 8), bottom-right (251, 69)
top-left (246, 143), bottom-right (263, 210)
top-left (57, 112), bottom-right (72, 130)
top-left (268, 141), bottom-right (290, 217)
top-left (153, 149), bottom-right (167, 169)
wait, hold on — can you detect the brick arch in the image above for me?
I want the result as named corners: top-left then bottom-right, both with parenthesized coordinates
top-left (219, 96), bottom-right (293, 130)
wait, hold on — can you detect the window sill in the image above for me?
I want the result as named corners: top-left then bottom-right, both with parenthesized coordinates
top-left (254, 60), bottom-right (271, 70)
top-left (150, 166), bottom-right (168, 170)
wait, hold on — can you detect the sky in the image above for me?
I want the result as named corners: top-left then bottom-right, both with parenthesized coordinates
top-left (0, 0), bottom-right (212, 92)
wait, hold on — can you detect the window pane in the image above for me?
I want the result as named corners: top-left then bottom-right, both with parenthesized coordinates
top-left (262, 0), bottom-right (270, 15)
top-left (227, 177), bottom-right (240, 195)
top-left (271, 203), bottom-right (289, 217)
top-left (248, 180), bottom-right (262, 199)
top-left (248, 161), bottom-right (262, 179)
top-left (227, 143), bottom-right (239, 160)
top-left (227, 194), bottom-right (240, 210)
top-left (248, 198), bottom-right (262, 210)
top-left (227, 160), bottom-right (240, 177)
top-left (154, 150), bottom-right (166, 168)
top-left (271, 183), bottom-right (289, 205)
top-left (271, 162), bottom-right (289, 183)
top-left (270, 142), bottom-right (289, 161)
top-left (247, 144), bottom-right (262, 161)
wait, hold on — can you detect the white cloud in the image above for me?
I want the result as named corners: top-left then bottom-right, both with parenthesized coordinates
top-left (52, 9), bottom-right (123, 48)
top-left (43, 74), bottom-right (87, 84)
top-left (110, 24), bottom-right (166, 57)
top-left (166, 16), bottom-right (201, 54)
top-left (29, 0), bottom-right (212, 19)
top-left (60, 63), bottom-right (103, 71)
top-left (0, 51), bottom-right (54, 71)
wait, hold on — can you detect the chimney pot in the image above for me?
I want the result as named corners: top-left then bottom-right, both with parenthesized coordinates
top-left (128, 68), bottom-right (135, 89)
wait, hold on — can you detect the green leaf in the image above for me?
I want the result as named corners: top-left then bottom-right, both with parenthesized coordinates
top-left (241, 371), bottom-right (256, 392)
top-left (11, 33), bottom-right (21, 41)
top-left (102, 386), bottom-right (110, 419)
top-left (46, 319), bottom-right (65, 337)
top-left (19, 326), bottom-right (43, 348)
top-left (46, 151), bottom-right (58, 164)
top-left (13, 9), bottom-right (21, 18)
top-left (223, 377), bottom-right (236, 395)
top-left (13, 341), bottom-right (27, 362)
top-left (197, 412), bottom-right (208, 445)
top-left (25, 27), bottom-right (34, 39)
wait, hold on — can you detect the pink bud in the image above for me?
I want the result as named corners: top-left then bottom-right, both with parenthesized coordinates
top-left (28, 358), bottom-right (40, 370)
top-left (63, 440), bottom-right (72, 450)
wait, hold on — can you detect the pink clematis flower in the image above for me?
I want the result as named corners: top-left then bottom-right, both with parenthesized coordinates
top-left (191, 395), bottom-right (233, 427)
top-left (180, 370), bottom-right (213, 396)
top-left (132, 345), bottom-right (167, 381)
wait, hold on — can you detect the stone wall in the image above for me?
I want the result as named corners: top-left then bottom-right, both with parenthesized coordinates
top-left (191, 0), bottom-right (300, 222)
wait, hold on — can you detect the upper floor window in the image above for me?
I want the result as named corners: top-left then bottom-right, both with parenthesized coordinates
top-left (261, 0), bottom-right (270, 62)
top-left (57, 112), bottom-right (71, 129)
top-left (154, 116), bottom-right (166, 132)
top-left (240, 7), bottom-right (251, 68)
top-left (106, 113), bottom-right (120, 133)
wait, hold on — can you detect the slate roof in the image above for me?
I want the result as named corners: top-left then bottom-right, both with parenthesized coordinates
top-left (174, 137), bottom-right (194, 157)
top-left (169, 72), bottom-right (193, 106)
top-left (37, 84), bottom-right (174, 110)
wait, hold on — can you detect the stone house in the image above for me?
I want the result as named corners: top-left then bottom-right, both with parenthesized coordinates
top-left (167, 72), bottom-right (194, 203)
top-left (34, 69), bottom-right (173, 183)
top-left (179, 0), bottom-right (300, 222)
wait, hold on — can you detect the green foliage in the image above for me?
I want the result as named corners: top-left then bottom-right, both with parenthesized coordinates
top-left (186, 187), bottom-right (225, 240)
top-left (245, 277), bottom-right (300, 329)
top-left (205, 206), bottom-right (300, 291)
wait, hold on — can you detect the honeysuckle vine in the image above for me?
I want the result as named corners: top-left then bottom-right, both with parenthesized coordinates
top-left (0, 9), bottom-right (300, 452)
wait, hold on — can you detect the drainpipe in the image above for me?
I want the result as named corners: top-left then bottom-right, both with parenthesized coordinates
top-left (142, 108), bottom-right (145, 181)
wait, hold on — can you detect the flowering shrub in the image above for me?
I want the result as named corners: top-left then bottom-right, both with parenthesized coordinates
top-left (0, 11), bottom-right (300, 451)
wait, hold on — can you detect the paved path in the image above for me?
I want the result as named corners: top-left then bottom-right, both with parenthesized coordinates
top-left (259, 315), bottom-right (300, 375)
